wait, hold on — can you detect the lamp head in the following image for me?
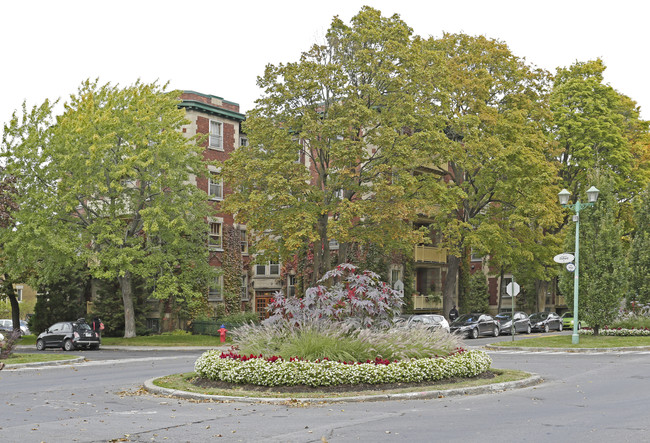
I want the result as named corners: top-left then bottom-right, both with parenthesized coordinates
top-left (586, 186), bottom-right (600, 203)
top-left (558, 189), bottom-right (571, 205)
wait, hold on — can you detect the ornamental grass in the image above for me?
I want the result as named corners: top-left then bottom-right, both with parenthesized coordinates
top-left (231, 320), bottom-right (464, 362)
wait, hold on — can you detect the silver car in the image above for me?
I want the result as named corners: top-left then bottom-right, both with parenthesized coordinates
top-left (0, 319), bottom-right (31, 336)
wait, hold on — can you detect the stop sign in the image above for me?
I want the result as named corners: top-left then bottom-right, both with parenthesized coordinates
top-left (506, 281), bottom-right (520, 297)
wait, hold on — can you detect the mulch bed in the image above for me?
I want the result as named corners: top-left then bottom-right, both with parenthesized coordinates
top-left (191, 371), bottom-right (495, 394)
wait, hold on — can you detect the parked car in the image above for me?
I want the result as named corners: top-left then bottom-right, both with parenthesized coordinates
top-left (495, 311), bottom-right (532, 335)
top-left (529, 312), bottom-right (563, 333)
top-left (0, 319), bottom-right (31, 336)
top-left (406, 314), bottom-right (450, 333)
top-left (36, 319), bottom-right (101, 351)
top-left (450, 313), bottom-right (500, 339)
top-left (560, 312), bottom-right (588, 330)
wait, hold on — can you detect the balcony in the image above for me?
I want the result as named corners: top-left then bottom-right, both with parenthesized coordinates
top-left (414, 245), bottom-right (447, 263)
top-left (412, 293), bottom-right (443, 311)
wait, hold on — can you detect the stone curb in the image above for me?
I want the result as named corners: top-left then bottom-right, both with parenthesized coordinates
top-left (143, 373), bottom-right (543, 404)
top-left (485, 345), bottom-right (650, 353)
top-left (3, 356), bottom-right (85, 369)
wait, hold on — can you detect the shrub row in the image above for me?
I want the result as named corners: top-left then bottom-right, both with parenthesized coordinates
top-left (579, 327), bottom-right (650, 336)
top-left (194, 348), bottom-right (492, 387)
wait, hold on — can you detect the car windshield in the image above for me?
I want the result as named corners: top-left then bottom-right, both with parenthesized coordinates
top-left (452, 314), bottom-right (476, 325)
top-left (529, 313), bottom-right (547, 321)
top-left (74, 323), bottom-right (92, 331)
top-left (495, 314), bottom-right (512, 321)
top-left (562, 313), bottom-right (573, 318)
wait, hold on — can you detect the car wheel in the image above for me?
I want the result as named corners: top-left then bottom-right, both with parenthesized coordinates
top-left (526, 324), bottom-right (531, 334)
top-left (470, 327), bottom-right (479, 339)
top-left (493, 326), bottom-right (499, 337)
top-left (63, 339), bottom-right (75, 351)
top-left (544, 324), bottom-right (549, 333)
top-left (578, 322), bottom-right (582, 330)
top-left (36, 339), bottom-right (45, 351)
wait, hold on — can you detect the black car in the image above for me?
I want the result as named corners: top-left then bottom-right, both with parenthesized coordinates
top-left (529, 312), bottom-right (563, 333)
top-left (450, 313), bottom-right (500, 339)
top-left (495, 311), bottom-right (532, 335)
top-left (36, 319), bottom-right (101, 351)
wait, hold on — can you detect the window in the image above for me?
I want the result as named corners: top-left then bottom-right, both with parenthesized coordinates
top-left (391, 269), bottom-right (401, 284)
top-left (288, 275), bottom-right (296, 297)
top-left (208, 276), bottom-right (223, 301)
top-left (16, 287), bottom-right (23, 302)
top-left (501, 276), bottom-right (513, 297)
top-left (240, 229), bottom-right (248, 254)
top-left (240, 137), bottom-right (248, 147)
top-left (241, 275), bottom-right (249, 301)
top-left (146, 318), bottom-right (160, 333)
top-left (209, 120), bottom-right (223, 150)
top-left (256, 261), bottom-right (281, 276)
top-left (209, 222), bottom-right (223, 249)
top-left (208, 175), bottom-right (223, 200)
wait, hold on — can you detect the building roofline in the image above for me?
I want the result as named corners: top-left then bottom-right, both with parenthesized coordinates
top-left (179, 100), bottom-right (246, 122)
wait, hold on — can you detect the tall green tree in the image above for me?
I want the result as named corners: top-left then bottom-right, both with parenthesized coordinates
top-left (559, 175), bottom-right (627, 334)
top-left (418, 34), bottom-right (561, 316)
top-left (551, 59), bottom-right (649, 200)
top-left (629, 184), bottom-right (650, 305)
top-left (2, 80), bottom-right (216, 337)
top-left (222, 7), bottom-right (449, 284)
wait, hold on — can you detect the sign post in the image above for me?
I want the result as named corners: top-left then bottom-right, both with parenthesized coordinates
top-left (506, 280), bottom-right (520, 341)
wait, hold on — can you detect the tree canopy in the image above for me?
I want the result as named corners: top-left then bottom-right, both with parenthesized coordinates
top-left (1, 80), bottom-right (216, 337)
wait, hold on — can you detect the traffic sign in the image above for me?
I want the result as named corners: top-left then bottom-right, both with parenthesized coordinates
top-left (506, 281), bottom-right (520, 297)
top-left (554, 253), bottom-right (575, 264)
top-left (566, 263), bottom-right (576, 272)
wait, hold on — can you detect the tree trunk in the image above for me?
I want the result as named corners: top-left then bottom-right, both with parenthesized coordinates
top-left (443, 254), bottom-right (460, 320)
top-left (535, 279), bottom-right (547, 313)
top-left (1, 278), bottom-right (20, 333)
top-left (118, 271), bottom-right (136, 338)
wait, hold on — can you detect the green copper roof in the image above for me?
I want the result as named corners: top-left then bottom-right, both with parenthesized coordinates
top-left (179, 91), bottom-right (246, 121)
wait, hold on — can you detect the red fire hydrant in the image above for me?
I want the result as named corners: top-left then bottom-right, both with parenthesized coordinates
top-left (219, 324), bottom-right (227, 343)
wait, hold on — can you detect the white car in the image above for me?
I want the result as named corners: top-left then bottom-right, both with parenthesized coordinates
top-left (406, 314), bottom-right (451, 333)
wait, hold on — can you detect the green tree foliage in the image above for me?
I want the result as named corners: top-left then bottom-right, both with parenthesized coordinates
top-left (629, 185), bottom-right (650, 304)
top-left (559, 175), bottom-right (627, 334)
top-left (2, 80), bottom-right (216, 337)
top-left (222, 7), bottom-right (449, 284)
top-left (552, 59), bottom-right (649, 199)
top-left (29, 264), bottom-right (89, 335)
top-left (420, 34), bottom-right (561, 315)
top-left (463, 271), bottom-right (490, 314)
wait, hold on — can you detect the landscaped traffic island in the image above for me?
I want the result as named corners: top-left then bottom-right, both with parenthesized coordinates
top-left (194, 348), bottom-right (492, 388)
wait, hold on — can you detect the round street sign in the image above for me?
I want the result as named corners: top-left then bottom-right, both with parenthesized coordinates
top-left (566, 263), bottom-right (576, 272)
top-left (554, 253), bottom-right (575, 264)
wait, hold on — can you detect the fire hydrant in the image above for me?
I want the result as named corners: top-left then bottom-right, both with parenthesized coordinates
top-left (219, 324), bottom-right (227, 343)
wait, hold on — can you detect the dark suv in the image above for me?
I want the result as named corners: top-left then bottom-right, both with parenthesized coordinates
top-left (36, 319), bottom-right (101, 351)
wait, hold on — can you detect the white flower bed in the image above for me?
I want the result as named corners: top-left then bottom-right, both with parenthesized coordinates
top-left (579, 327), bottom-right (650, 337)
top-left (194, 349), bottom-right (492, 387)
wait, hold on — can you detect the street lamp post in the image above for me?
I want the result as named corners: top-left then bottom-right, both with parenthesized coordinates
top-left (558, 186), bottom-right (599, 345)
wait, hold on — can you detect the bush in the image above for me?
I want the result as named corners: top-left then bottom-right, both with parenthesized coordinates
top-left (266, 264), bottom-right (403, 329)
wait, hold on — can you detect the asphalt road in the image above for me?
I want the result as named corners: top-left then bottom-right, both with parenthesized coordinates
top-left (2, 335), bottom-right (650, 442)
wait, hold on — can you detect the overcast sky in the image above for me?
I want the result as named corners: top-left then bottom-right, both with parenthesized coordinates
top-left (2, 0), bottom-right (649, 130)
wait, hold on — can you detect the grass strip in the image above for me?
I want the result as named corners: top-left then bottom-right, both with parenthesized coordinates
top-left (494, 335), bottom-right (650, 348)
top-left (4, 353), bottom-right (79, 364)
